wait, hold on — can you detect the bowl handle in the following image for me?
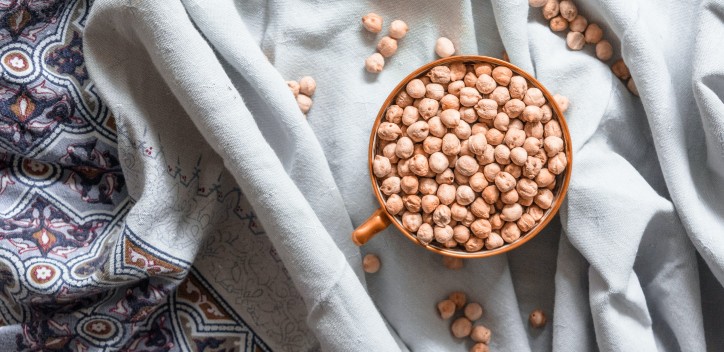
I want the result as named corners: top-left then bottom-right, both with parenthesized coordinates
top-left (352, 208), bottom-right (392, 246)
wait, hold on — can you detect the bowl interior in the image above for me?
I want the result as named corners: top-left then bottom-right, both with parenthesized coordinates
top-left (368, 55), bottom-right (572, 259)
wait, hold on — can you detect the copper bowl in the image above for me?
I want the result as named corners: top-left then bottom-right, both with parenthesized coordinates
top-left (352, 55), bottom-right (572, 258)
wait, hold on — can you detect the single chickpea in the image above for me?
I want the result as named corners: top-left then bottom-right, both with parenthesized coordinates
top-left (417, 223), bottom-right (434, 244)
top-left (423, 136), bottom-right (443, 154)
top-left (523, 88), bottom-right (546, 107)
top-left (395, 136), bottom-right (414, 159)
top-left (454, 121), bottom-right (472, 140)
top-left (437, 299), bottom-right (457, 319)
top-left (386, 105), bottom-right (403, 124)
top-left (440, 109), bottom-right (461, 128)
top-left (363, 254), bottom-right (381, 273)
top-left (494, 171), bottom-right (516, 192)
top-left (465, 237), bottom-right (485, 252)
top-left (544, 120), bottom-right (563, 138)
top-left (585, 23), bottom-right (604, 44)
top-left (297, 94), bottom-right (312, 114)
top-left (468, 172), bottom-right (487, 192)
top-left (530, 0), bottom-right (548, 6)
top-left (476, 74), bottom-right (497, 94)
top-left (382, 143), bottom-right (399, 163)
top-left (520, 196), bottom-right (534, 207)
top-left (373, 155), bottom-right (392, 178)
top-left (442, 133), bottom-right (462, 155)
top-left (365, 53), bottom-right (385, 73)
top-left (437, 183), bottom-right (457, 205)
top-left (544, 136), bottom-right (564, 157)
top-left (535, 189), bottom-right (554, 209)
top-left (451, 317), bottom-right (473, 338)
top-left (441, 94), bottom-right (461, 110)
top-left (401, 106), bottom-right (420, 126)
top-left (542, 0), bottom-right (560, 20)
top-left (464, 302), bottom-right (484, 321)
top-left (524, 156), bottom-right (544, 178)
top-left (407, 120), bottom-right (430, 142)
top-left (501, 203), bottom-right (523, 222)
top-left (462, 211), bottom-right (476, 227)
top-left (456, 156), bottom-right (480, 177)
top-left (612, 59), bottom-right (630, 80)
top-left (299, 76), bottom-right (316, 96)
top-left (443, 256), bottom-right (464, 270)
top-left (521, 105), bottom-right (543, 123)
top-left (494, 144), bottom-right (512, 165)
top-left (525, 121), bottom-right (544, 139)
top-left (550, 16), bottom-right (568, 32)
top-left (567, 31), bottom-right (585, 50)
top-left (377, 36), bottom-right (398, 57)
top-left (490, 214), bottom-right (503, 230)
top-left (509, 76), bottom-right (528, 100)
top-left (516, 177), bottom-right (539, 199)
top-left (428, 66), bottom-right (452, 84)
top-left (485, 128), bottom-right (505, 146)
top-left (362, 12), bottom-right (383, 33)
top-left (529, 309), bottom-right (547, 328)
top-left (527, 205), bottom-right (545, 221)
top-left (454, 185), bottom-right (475, 205)
top-left (548, 152), bottom-right (567, 174)
top-left (494, 112), bottom-right (511, 131)
top-left (434, 224), bottom-right (454, 243)
top-left (426, 83), bottom-right (445, 100)
top-left (435, 37), bottom-right (456, 58)
top-left (454, 168), bottom-right (470, 185)
top-left (449, 291), bottom-right (467, 309)
top-left (448, 80), bottom-right (466, 96)
top-left (596, 40), bottom-right (613, 60)
top-left (478, 144), bottom-right (496, 165)
top-left (402, 211), bottom-right (423, 232)
top-left (505, 164), bottom-right (522, 179)
top-left (409, 154), bottom-right (430, 176)
top-left (569, 14), bottom-right (588, 32)
top-left (492, 66), bottom-right (513, 86)
top-left (470, 198), bottom-right (490, 219)
top-left (464, 71), bottom-right (478, 87)
top-left (450, 62), bottom-right (467, 81)
top-left (389, 19), bottom-right (408, 39)
top-left (518, 213), bottom-right (536, 232)
top-left (501, 222), bottom-right (521, 243)
top-left (509, 118), bottom-right (525, 130)
top-left (418, 98), bottom-right (440, 119)
top-left (510, 147), bottom-right (528, 166)
top-left (501, 189), bottom-right (519, 204)
top-left (490, 86), bottom-right (511, 106)
top-left (535, 168), bottom-right (555, 187)
top-left (451, 203), bottom-right (468, 222)
top-left (453, 223), bottom-right (471, 243)
top-left (400, 176), bottom-right (419, 195)
top-left (559, 0), bottom-right (577, 20)
top-left (419, 178), bottom-right (438, 195)
top-left (504, 128), bottom-right (526, 148)
top-left (503, 99), bottom-right (526, 118)
top-left (436, 168), bottom-right (455, 185)
top-left (485, 232), bottom-right (504, 249)
top-left (396, 90), bottom-right (414, 108)
top-left (471, 343), bottom-right (490, 352)
top-left (459, 87), bottom-right (482, 107)
top-left (421, 194), bottom-right (441, 213)
top-left (474, 63), bottom-right (493, 76)
top-left (482, 185), bottom-right (500, 204)
top-left (429, 152), bottom-right (450, 173)
top-left (471, 325), bottom-right (492, 344)
top-left (406, 79), bottom-right (427, 99)
top-left (461, 107), bottom-right (478, 124)
top-left (380, 176), bottom-right (401, 195)
top-left (541, 104), bottom-right (553, 123)
top-left (287, 80), bottom-right (300, 97)
top-left (385, 194), bottom-right (404, 215)
top-left (483, 163), bottom-right (501, 182)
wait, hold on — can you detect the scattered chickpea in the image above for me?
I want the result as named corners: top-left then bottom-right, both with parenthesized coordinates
top-left (553, 94), bottom-right (569, 113)
top-left (471, 325), bottom-right (492, 344)
top-left (437, 299), bottom-right (457, 319)
top-left (362, 13), bottom-right (383, 33)
top-left (569, 15), bottom-right (588, 32)
top-left (549, 16), bottom-right (568, 32)
top-left (471, 343), bottom-right (490, 352)
top-left (365, 53), bottom-right (385, 73)
top-left (451, 317), bottom-right (473, 338)
top-left (612, 59), bottom-right (630, 80)
top-left (464, 303), bottom-right (484, 321)
top-left (435, 37), bottom-right (455, 58)
top-left (566, 31), bottom-right (585, 50)
top-left (558, 0), bottom-right (577, 21)
top-left (287, 80), bottom-right (300, 97)
top-left (299, 76), bottom-right (316, 96)
top-left (584, 23), bottom-right (603, 44)
top-left (542, 0), bottom-right (560, 20)
top-left (595, 40), bottom-right (613, 61)
top-left (363, 254), bottom-right (381, 273)
top-left (529, 309), bottom-right (547, 328)
top-left (296, 94), bottom-right (312, 114)
top-left (389, 20), bottom-right (408, 39)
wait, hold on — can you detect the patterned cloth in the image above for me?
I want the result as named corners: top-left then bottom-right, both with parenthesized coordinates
top-left (0, 1), bottom-right (315, 350)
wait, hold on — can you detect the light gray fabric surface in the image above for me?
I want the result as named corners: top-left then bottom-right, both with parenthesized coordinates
top-left (84, 0), bottom-right (724, 351)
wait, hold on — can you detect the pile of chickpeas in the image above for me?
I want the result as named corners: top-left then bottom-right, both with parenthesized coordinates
top-left (373, 61), bottom-right (567, 252)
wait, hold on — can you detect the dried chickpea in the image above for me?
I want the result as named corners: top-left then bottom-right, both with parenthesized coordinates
top-left (406, 79), bottom-right (426, 99)
top-left (518, 213), bottom-right (536, 232)
top-left (437, 183), bottom-right (457, 205)
top-left (385, 194), bottom-right (404, 215)
top-left (438, 299), bottom-right (456, 319)
top-left (451, 317), bottom-right (473, 338)
top-left (395, 136), bottom-right (414, 159)
top-left (494, 144), bottom-right (511, 165)
top-left (504, 128), bottom-right (526, 148)
top-left (491, 66), bottom-right (513, 86)
top-left (451, 203), bottom-right (468, 222)
top-left (509, 76), bottom-right (528, 100)
top-left (454, 121), bottom-right (472, 140)
top-left (373, 155), bottom-right (392, 178)
top-left (426, 84), bottom-right (445, 100)
top-left (397, 91), bottom-right (414, 108)
top-left (436, 37), bottom-right (456, 58)
top-left (456, 156), bottom-right (479, 177)
top-left (544, 120), bottom-right (563, 138)
top-left (553, 94), bottom-right (569, 113)
top-left (567, 31), bottom-right (585, 50)
top-left (401, 176), bottom-right (419, 195)
top-left (483, 163), bottom-right (501, 182)
top-left (409, 154), bottom-right (430, 176)
top-left (417, 223), bottom-right (434, 244)
top-left (402, 211), bottom-right (423, 232)
top-left (386, 105), bottom-right (403, 123)
top-left (476, 99), bottom-right (499, 121)
top-left (559, 0), bottom-right (577, 21)
top-left (471, 343), bottom-right (490, 352)
top-left (434, 225), bottom-right (454, 243)
top-left (401, 106), bottom-right (420, 126)
top-left (541, 104), bottom-right (553, 123)
top-left (503, 99), bottom-right (525, 118)
top-left (596, 40), bottom-right (613, 60)
top-left (523, 88), bottom-right (546, 107)
top-left (460, 87), bottom-right (482, 107)
top-left (501, 222), bottom-right (521, 243)
top-left (407, 120), bottom-right (430, 142)
top-left (428, 66), bottom-right (452, 84)
top-left (501, 189), bottom-right (519, 204)
top-left (464, 303), bottom-right (484, 321)
top-left (449, 292), bottom-right (467, 310)
top-left (450, 62), bottom-right (467, 81)
top-left (516, 178), bottom-right (538, 199)
top-left (377, 36), bottom-right (398, 57)
top-left (550, 16), bottom-right (568, 32)
top-left (436, 169), bottom-right (455, 185)
top-left (380, 176), bottom-right (401, 195)
top-left (365, 53), bottom-right (385, 73)
top-left (548, 152), bottom-right (567, 174)
top-left (542, 0), bottom-right (560, 20)
top-left (465, 237), bottom-right (484, 252)
top-left (461, 107), bottom-right (478, 124)
top-left (299, 76), bottom-right (316, 96)
top-left (442, 133), bottom-right (461, 155)
top-left (569, 15), bottom-right (588, 32)
top-left (471, 325), bottom-right (492, 343)
top-left (453, 224), bottom-right (471, 243)
top-left (429, 152), bottom-right (450, 173)
top-left (494, 112), bottom-right (510, 131)
top-left (501, 203), bottom-right (523, 221)
top-left (527, 205), bottom-right (544, 221)
top-left (297, 94), bottom-right (312, 114)
top-left (363, 254), bottom-right (381, 273)
top-left (510, 147), bottom-right (528, 166)
top-left (441, 94), bottom-right (461, 110)
top-left (485, 232), bottom-right (504, 249)
top-left (476, 74), bottom-right (497, 94)
top-left (419, 98), bottom-right (440, 119)
top-left (524, 156), bottom-right (544, 178)
top-left (529, 309), bottom-right (547, 328)
top-left (474, 63), bottom-right (493, 76)
top-left (543, 136), bottom-right (564, 157)
top-left (535, 189), bottom-right (554, 209)
top-left (490, 86), bottom-right (511, 106)
top-left (612, 59), bottom-right (630, 80)
top-left (287, 80), bottom-right (300, 97)
top-left (389, 20), bottom-right (408, 39)
top-left (530, 0), bottom-right (548, 6)
top-left (585, 23), bottom-right (604, 44)
top-left (362, 13), bottom-right (383, 33)
top-left (535, 168), bottom-right (555, 187)
top-left (525, 121), bottom-right (544, 139)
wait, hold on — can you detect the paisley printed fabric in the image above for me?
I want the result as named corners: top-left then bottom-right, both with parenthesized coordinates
top-left (0, 1), bottom-right (314, 351)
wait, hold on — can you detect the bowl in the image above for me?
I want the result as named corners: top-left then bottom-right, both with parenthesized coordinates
top-left (352, 55), bottom-right (572, 258)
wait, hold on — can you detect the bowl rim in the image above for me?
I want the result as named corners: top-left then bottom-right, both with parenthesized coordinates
top-left (367, 55), bottom-right (573, 258)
